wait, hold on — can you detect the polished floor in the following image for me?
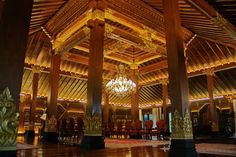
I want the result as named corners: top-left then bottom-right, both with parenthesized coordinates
top-left (16, 136), bottom-right (236, 157)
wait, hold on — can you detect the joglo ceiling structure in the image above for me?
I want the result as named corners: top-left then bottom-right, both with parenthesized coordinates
top-left (21, 0), bottom-right (236, 109)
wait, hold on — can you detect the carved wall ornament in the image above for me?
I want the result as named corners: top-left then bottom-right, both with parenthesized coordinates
top-left (84, 110), bottom-right (102, 136)
top-left (171, 109), bottom-right (193, 139)
top-left (104, 40), bottom-right (130, 55)
top-left (0, 88), bottom-right (19, 151)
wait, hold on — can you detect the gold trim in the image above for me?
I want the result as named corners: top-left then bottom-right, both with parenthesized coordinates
top-left (84, 111), bottom-right (102, 136)
top-left (0, 88), bottom-right (19, 149)
top-left (171, 110), bottom-right (193, 139)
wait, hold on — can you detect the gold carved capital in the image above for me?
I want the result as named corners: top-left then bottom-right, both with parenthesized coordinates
top-left (171, 110), bottom-right (193, 139)
top-left (32, 66), bottom-right (44, 74)
top-left (87, 19), bottom-right (105, 29)
top-left (160, 79), bottom-right (168, 85)
top-left (0, 88), bottom-right (19, 151)
top-left (205, 68), bottom-right (215, 76)
top-left (91, 9), bottom-right (105, 21)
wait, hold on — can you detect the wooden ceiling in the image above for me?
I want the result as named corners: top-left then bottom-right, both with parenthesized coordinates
top-left (21, 0), bottom-right (236, 108)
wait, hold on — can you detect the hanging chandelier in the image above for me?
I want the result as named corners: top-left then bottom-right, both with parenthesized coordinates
top-left (106, 64), bottom-right (136, 97)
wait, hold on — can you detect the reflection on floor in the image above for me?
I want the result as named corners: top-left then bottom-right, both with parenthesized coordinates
top-left (16, 136), bottom-right (236, 157)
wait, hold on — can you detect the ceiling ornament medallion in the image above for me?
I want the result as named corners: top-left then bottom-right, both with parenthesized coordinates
top-left (106, 64), bottom-right (136, 97)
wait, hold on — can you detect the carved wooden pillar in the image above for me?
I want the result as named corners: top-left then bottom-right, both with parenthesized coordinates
top-left (206, 69), bottom-right (219, 134)
top-left (47, 52), bottom-right (61, 118)
top-left (131, 66), bottom-right (139, 121)
top-left (161, 79), bottom-right (168, 118)
top-left (44, 51), bottom-right (61, 142)
top-left (161, 79), bottom-right (168, 131)
top-left (25, 66), bottom-right (41, 138)
top-left (0, 0), bottom-right (33, 154)
top-left (81, 5), bottom-right (105, 149)
top-left (232, 99), bottom-right (236, 138)
top-left (103, 90), bottom-right (110, 126)
top-left (163, 0), bottom-right (197, 156)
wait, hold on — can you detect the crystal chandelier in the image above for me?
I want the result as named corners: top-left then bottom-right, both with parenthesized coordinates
top-left (106, 64), bottom-right (136, 97)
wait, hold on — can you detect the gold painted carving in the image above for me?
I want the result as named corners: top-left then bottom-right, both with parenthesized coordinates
top-left (32, 66), bottom-right (44, 74)
top-left (84, 111), bottom-right (102, 136)
top-left (211, 122), bottom-right (219, 132)
top-left (205, 68), bottom-right (215, 76)
top-left (171, 110), bottom-right (193, 139)
top-left (0, 88), bottom-right (19, 151)
top-left (104, 40), bottom-right (130, 55)
top-left (44, 115), bottom-right (57, 132)
top-left (92, 9), bottom-right (105, 21)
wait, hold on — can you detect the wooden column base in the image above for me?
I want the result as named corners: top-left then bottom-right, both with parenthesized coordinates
top-left (169, 139), bottom-right (198, 157)
top-left (0, 150), bottom-right (16, 157)
top-left (42, 132), bottom-right (58, 143)
top-left (80, 136), bottom-right (105, 149)
top-left (24, 130), bottom-right (35, 140)
top-left (211, 131), bottom-right (220, 138)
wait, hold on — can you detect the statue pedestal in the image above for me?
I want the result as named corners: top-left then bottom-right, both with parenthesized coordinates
top-left (25, 130), bottom-right (35, 139)
top-left (80, 136), bottom-right (104, 149)
top-left (170, 139), bottom-right (198, 157)
top-left (0, 150), bottom-right (16, 157)
top-left (42, 132), bottom-right (58, 143)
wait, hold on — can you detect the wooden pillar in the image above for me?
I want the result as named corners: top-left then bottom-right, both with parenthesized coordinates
top-left (131, 66), bottom-right (139, 121)
top-left (103, 90), bottom-right (110, 126)
top-left (206, 69), bottom-right (219, 133)
top-left (47, 52), bottom-right (61, 118)
top-left (0, 0), bottom-right (33, 154)
top-left (44, 52), bottom-right (61, 142)
top-left (161, 79), bottom-right (168, 120)
top-left (232, 99), bottom-right (236, 138)
top-left (81, 5), bottom-right (105, 149)
top-left (25, 67), bottom-right (41, 138)
top-left (163, 0), bottom-right (197, 156)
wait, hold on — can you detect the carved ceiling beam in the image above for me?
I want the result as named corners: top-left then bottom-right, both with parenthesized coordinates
top-left (52, 8), bottom-right (105, 53)
top-left (136, 53), bottom-right (165, 65)
top-left (53, 27), bottom-right (90, 53)
top-left (105, 8), bottom-right (166, 44)
top-left (105, 23), bottom-right (166, 53)
top-left (62, 52), bottom-right (117, 72)
top-left (103, 40), bottom-right (130, 55)
top-left (74, 45), bottom-right (131, 64)
top-left (188, 0), bottom-right (236, 40)
top-left (139, 60), bottom-right (168, 74)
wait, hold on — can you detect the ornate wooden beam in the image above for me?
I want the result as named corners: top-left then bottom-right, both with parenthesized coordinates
top-left (63, 52), bottom-right (117, 71)
top-left (74, 45), bottom-right (131, 64)
top-left (139, 60), bottom-right (168, 74)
